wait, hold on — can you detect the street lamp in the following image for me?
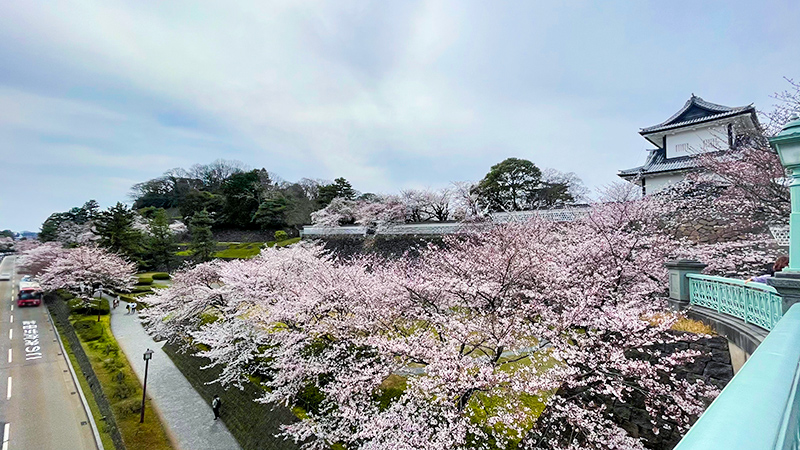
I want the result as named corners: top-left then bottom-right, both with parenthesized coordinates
top-left (770, 116), bottom-right (800, 272)
top-left (140, 348), bottom-right (154, 424)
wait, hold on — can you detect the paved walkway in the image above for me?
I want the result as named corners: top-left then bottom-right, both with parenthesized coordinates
top-left (109, 298), bottom-right (242, 450)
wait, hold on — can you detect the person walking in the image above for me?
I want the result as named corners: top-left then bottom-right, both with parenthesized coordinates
top-left (212, 395), bottom-right (222, 420)
top-left (126, 303), bottom-right (131, 314)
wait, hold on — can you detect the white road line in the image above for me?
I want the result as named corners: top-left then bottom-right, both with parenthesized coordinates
top-left (9, 305), bottom-right (12, 311)
top-left (6, 349), bottom-right (10, 364)
top-left (2, 422), bottom-right (9, 450)
top-left (8, 315), bottom-right (11, 324)
top-left (6, 377), bottom-right (10, 400)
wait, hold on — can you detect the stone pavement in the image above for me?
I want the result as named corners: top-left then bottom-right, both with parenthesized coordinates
top-left (109, 298), bottom-right (242, 450)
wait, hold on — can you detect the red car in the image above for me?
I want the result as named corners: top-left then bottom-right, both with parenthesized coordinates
top-left (17, 287), bottom-right (42, 307)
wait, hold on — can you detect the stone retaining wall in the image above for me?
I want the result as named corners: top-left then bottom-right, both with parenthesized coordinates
top-left (530, 334), bottom-right (733, 450)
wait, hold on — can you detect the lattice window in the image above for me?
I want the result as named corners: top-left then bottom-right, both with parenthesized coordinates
top-left (769, 225), bottom-right (790, 246)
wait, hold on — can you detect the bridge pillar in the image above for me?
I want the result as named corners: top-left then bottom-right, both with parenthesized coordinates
top-left (769, 117), bottom-right (800, 314)
top-left (767, 275), bottom-right (800, 314)
top-left (665, 259), bottom-right (707, 311)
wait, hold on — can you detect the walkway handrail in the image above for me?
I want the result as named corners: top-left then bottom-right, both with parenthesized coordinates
top-left (687, 273), bottom-right (783, 331)
top-left (674, 303), bottom-right (800, 450)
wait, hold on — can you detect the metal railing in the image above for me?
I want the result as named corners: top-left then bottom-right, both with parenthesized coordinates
top-left (687, 273), bottom-right (783, 331)
top-left (674, 303), bottom-right (800, 450)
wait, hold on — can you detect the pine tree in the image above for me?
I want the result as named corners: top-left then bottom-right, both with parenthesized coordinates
top-left (146, 209), bottom-right (177, 271)
top-left (189, 210), bottom-right (216, 262)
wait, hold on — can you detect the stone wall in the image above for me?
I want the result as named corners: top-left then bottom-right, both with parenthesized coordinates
top-left (530, 334), bottom-right (733, 450)
top-left (313, 235), bottom-right (445, 259)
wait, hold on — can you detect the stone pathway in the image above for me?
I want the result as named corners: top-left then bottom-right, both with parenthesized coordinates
top-left (109, 298), bottom-right (242, 450)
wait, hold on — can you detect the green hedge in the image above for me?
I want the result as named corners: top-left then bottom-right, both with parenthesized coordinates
top-left (151, 272), bottom-right (170, 280)
top-left (136, 275), bottom-right (154, 285)
top-left (132, 286), bottom-right (153, 293)
top-left (74, 319), bottom-right (104, 341)
top-left (67, 298), bottom-right (110, 316)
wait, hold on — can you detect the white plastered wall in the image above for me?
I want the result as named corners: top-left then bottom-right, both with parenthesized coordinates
top-left (644, 173), bottom-right (685, 195)
top-left (665, 125), bottom-right (729, 159)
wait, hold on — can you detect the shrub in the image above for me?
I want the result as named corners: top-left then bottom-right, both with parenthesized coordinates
top-left (151, 272), bottom-right (170, 280)
top-left (274, 230), bottom-right (288, 242)
top-left (74, 320), bottom-right (103, 341)
top-left (111, 382), bottom-right (135, 400)
top-left (671, 317), bottom-right (717, 335)
top-left (68, 298), bottom-right (86, 314)
top-left (137, 275), bottom-right (154, 285)
top-left (132, 286), bottom-right (153, 293)
top-left (69, 298), bottom-right (110, 316)
top-left (116, 398), bottom-right (141, 415)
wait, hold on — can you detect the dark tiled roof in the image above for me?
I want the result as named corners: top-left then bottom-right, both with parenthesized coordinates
top-left (618, 149), bottom-right (700, 178)
top-left (640, 95), bottom-right (754, 134)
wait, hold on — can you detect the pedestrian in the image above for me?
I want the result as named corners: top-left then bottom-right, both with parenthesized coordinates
top-left (746, 255), bottom-right (789, 284)
top-left (126, 303), bottom-right (131, 314)
top-left (131, 303), bottom-right (137, 315)
top-left (212, 395), bottom-right (222, 420)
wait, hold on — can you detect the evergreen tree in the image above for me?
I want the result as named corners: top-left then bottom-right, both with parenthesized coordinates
top-left (39, 212), bottom-right (72, 242)
top-left (253, 197), bottom-right (290, 230)
top-left (317, 177), bottom-right (356, 207)
top-left (472, 158), bottom-right (576, 212)
top-left (189, 210), bottom-right (216, 262)
top-left (94, 202), bottom-right (143, 261)
top-left (145, 209), bottom-right (177, 271)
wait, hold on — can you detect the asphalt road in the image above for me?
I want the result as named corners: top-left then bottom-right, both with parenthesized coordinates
top-left (0, 256), bottom-right (98, 450)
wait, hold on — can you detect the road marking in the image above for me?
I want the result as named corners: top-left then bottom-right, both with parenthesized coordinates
top-left (2, 422), bottom-right (9, 450)
top-left (6, 377), bottom-right (10, 400)
top-left (7, 329), bottom-right (10, 340)
top-left (6, 349), bottom-right (10, 363)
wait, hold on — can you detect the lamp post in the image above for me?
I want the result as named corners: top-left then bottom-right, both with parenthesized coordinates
top-left (140, 348), bottom-right (154, 423)
top-left (770, 116), bottom-right (800, 271)
top-left (767, 116), bottom-right (800, 312)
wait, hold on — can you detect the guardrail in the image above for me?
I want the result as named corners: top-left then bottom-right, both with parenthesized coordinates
top-left (674, 303), bottom-right (800, 450)
top-left (687, 273), bottom-right (783, 331)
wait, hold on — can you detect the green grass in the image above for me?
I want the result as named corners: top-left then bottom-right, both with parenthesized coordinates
top-left (53, 320), bottom-right (116, 450)
top-left (175, 238), bottom-right (302, 260)
top-left (136, 274), bottom-right (153, 285)
top-left (269, 237), bottom-right (301, 248)
top-left (70, 313), bottom-right (174, 450)
top-left (213, 242), bottom-right (265, 259)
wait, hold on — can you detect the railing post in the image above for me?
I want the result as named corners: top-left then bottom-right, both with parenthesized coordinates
top-left (767, 277), bottom-right (800, 314)
top-left (665, 259), bottom-right (707, 311)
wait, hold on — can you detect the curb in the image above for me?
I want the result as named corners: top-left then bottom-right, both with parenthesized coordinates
top-left (107, 296), bottom-right (182, 450)
top-left (46, 307), bottom-right (105, 450)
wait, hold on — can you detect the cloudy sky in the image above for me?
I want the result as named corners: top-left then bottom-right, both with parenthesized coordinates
top-left (1, 1), bottom-right (799, 232)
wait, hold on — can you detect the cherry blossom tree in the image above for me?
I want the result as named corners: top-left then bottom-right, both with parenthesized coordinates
top-left (56, 221), bottom-right (98, 246)
top-left (144, 188), bottom-right (721, 450)
top-left (0, 237), bottom-right (13, 252)
top-left (17, 241), bottom-right (68, 276)
top-left (39, 246), bottom-right (136, 299)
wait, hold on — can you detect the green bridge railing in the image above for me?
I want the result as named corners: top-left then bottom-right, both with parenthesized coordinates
top-left (687, 273), bottom-right (784, 331)
top-left (674, 302), bottom-right (800, 450)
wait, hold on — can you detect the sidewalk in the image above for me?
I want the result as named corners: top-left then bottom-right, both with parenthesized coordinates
top-left (109, 298), bottom-right (242, 450)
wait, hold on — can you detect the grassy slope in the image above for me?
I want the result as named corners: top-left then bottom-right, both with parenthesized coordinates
top-left (176, 238), bottom-right (303, 259)
top-left (72, 314), bottom-right (174, 450)
top-left (162, 343), bottom-right (300, 450)
top-left (52, 319), bottom-right (116, 450)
